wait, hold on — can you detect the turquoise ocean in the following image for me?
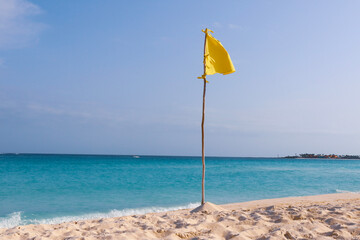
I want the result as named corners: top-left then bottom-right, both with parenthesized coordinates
top-left (1, 154), bottom-right (359, 228)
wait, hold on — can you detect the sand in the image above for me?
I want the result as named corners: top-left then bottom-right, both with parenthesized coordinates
top-left (1, 193), bottom-right (359, 240)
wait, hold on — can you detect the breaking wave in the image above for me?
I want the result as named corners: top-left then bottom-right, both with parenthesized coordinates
top-left (335, 189), bottom-right (359, 194)
top-left (0, 202), bottom-right (200, 229)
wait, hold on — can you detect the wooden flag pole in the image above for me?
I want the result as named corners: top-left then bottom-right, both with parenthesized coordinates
top-left (199, 28), bottom-right (235, 205)
top-left (201, 29), bottom-right (207, 205)
top-left (201, 78), bottom-right (206, 205)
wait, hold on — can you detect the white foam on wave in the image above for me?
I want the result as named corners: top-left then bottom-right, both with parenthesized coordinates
top-left (0, 212), bottom-right (22, 229)
top-left (336, 189), bottom-right (351, 193)
top-left (0, 202), bottom-right (200, 229)
top-left (335, 189), bottom-right (359, 193)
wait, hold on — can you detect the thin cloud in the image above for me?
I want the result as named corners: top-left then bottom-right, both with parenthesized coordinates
top-left (213, 22), bottom-right (223, 28)
top-left (27, 103), bottom-right (124, 123)
top-left (212, 22), bottom-right (242, 30)
top-left (0, 0), bottom-right (45, 49)
top-left (228, 23), bottom-right (241, 30)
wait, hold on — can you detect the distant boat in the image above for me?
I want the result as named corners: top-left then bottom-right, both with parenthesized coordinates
top-left (133, 155), bottom-right (140, 158)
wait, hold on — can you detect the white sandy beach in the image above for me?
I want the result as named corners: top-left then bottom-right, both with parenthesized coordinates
top-left (1, 193), bottom-right (359, 240)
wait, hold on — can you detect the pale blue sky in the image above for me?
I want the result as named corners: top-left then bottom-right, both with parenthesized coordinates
top-left (1, 0), bottom-right (360, 156)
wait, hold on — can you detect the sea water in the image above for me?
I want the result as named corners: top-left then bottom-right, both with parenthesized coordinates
top-left (0, 154), bottom-right (359, 228)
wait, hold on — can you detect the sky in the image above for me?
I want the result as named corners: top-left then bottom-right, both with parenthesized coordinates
top-left (1, 0), bottom-right (360, 157)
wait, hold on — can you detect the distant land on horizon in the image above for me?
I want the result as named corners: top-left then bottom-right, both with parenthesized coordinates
top-left (284, 153), bottom-right (360, 159)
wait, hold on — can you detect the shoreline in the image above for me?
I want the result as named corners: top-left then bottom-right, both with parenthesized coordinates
top-left (223, 192), bottom-right (360, 209)
top-left (1, 192), bottom-right (360, 239)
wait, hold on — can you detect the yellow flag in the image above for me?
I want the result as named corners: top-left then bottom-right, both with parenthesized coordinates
top-left (202, 29), bottom-right (235, 77)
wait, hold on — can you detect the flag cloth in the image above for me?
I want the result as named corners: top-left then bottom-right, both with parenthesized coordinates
top-left (202, 29), bottom-right (235, 76)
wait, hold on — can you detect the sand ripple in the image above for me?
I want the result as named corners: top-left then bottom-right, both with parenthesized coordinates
top-left (0, 193), bottom-right (359, 239)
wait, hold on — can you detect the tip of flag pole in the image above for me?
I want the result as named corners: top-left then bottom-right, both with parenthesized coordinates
top-left (202, 29), bottom-right (213, 34)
